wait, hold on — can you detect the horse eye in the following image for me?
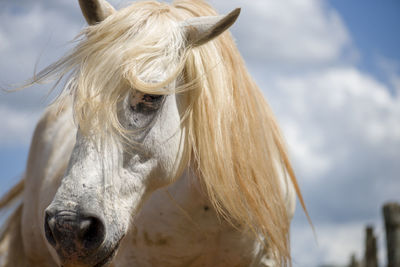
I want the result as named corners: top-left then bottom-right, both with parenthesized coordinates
top-left (130, 93), bottom-right (165, 113)
top-left (143, 94), bottom-right (163, 102)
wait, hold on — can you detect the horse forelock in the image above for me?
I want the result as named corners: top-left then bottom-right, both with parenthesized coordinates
top-left (26, 1), bottom-right (306, 265)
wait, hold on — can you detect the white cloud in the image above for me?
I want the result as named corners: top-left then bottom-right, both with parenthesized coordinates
top-left (0, 29), bottom-right (10, 51)
top-left (259, 67), bottom-right (400, 265)
top-left (0, 105), bottom-right (40, 146)
top-left (291, 221), bottom-right (378, 266)
top-left (292, 219), bottom-right (388, 267)
top-left (0, 1), bottom-right (83, 110)
top-left (376, 55), bottom-right (400, 94)
top-left (254, 59), bottom-right (399, 267)
top-left (209, 0), bottom-right (356, 68)
top-left (0, 1), bottom-right (82, 150)
top-left (264, 67), bottom-right (400, 179)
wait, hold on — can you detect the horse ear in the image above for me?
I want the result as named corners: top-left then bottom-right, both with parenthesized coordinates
top-left (78, 0), bottom-right (116, 25)
top-left (181, 8), bottom-right (241, 47)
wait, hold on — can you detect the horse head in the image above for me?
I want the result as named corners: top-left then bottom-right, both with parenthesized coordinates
top-left (43, 1), bottom-right (240, 266)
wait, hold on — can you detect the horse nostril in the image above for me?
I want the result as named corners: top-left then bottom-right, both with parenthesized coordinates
top-left (78, 216), bottom-right (106, 250)
top-left (44, 211), bottom-right (57, 247)
top-left (43, 209), bottom-right (106, 254)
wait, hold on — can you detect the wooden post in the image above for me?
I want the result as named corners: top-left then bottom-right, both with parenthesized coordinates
top-left (348, 253), bottom-right (360, 267)
top-left (364, 225), bottom-right (378, 267)
top-left (383, 202), bottom-right (400, 267)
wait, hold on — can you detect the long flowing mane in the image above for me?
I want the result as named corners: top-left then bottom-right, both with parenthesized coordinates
top-left (23, 0), bottom-right (307, 265)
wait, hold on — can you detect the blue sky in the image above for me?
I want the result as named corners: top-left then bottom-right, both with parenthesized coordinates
top-left (1, 1), bottom-right (399, 266)
top-left (328, 0), bottom-right (400, 94)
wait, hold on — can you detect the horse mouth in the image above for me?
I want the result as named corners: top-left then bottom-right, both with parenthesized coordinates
top-left (60, 244), bottom-right (119, 267)
top-left (93, 248), bottom-right (116, 267)
top-left (60, 237), bottom-right (124, 267)
top-left (93, 236), bottom-right (124, 267)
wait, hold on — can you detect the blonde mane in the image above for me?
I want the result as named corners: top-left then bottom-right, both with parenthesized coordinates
top-left (28, 0), bottom-right (307, 265)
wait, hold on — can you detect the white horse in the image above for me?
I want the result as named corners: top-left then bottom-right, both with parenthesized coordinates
top-left (0, 0), bottom-right (307, 266)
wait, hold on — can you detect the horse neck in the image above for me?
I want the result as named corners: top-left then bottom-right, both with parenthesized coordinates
top-left (162, 167), bottom-right (210, 209)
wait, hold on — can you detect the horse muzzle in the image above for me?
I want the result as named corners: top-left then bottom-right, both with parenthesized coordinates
top-left (44, 207), bottom-right (117, 266)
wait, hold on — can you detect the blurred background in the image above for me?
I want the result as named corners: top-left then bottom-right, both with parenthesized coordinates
top-left (0, 0), bottom-right (399, 266)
